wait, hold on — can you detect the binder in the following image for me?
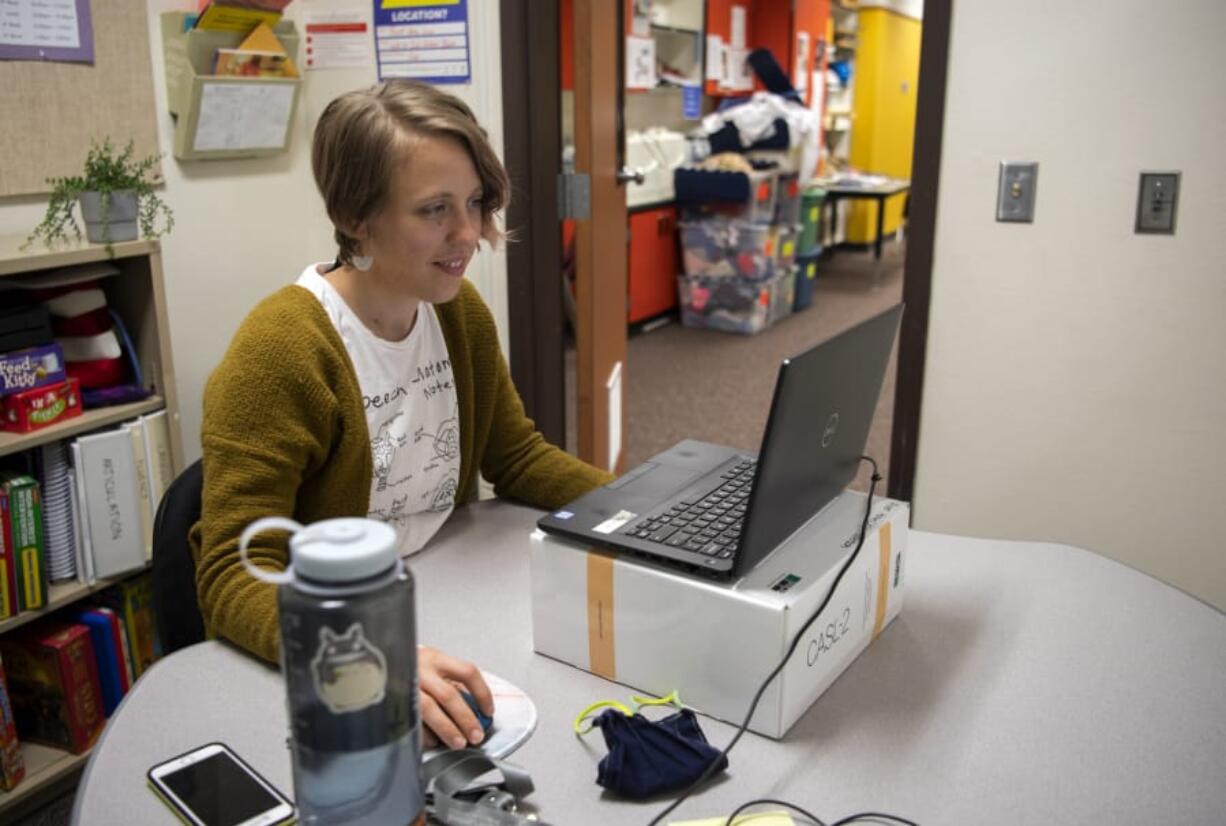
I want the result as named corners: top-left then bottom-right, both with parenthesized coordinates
top-left (123, 419), bottom-right (154, 560)
top-left (73, 429), bottom-right (144, 580)
top-left (140, 409), bottom-right (175, 517)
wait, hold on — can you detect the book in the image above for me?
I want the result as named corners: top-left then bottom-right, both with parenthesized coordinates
top-left (88, 604), bottom-right (134, 693)
top-left (0, 473), bottom-right (46, 611)
top-left (140, 409), bottom-right (174, 519)
top-left (0, 653), bottom-right (24, 791)
top-left (0, 490), bottom-right (17, 619)
top-left (73, 428), bottom-right (144, 580)
top-left (69, 609), bottom-right (127, 717)
top-left (213, 48), bottom-right (296, 78)
top-left (0, 623), bottom-right (105, 754)
top-left (195, 3), bottom-right (282, 33)
top-left (122, 419), bottom-right (154, 560)
top-left (97, 574), bottom-right (160, 680)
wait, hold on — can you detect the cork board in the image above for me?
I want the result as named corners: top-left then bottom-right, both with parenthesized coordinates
top-left (0, 0), bottom-right (161, 197)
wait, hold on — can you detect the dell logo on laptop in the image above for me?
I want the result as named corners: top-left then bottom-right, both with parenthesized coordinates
top-left (821, 413), bottom-right (839, 448)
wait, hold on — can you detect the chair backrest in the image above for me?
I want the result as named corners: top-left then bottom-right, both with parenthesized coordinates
top-left (151, 458), bottom-right (205, 654)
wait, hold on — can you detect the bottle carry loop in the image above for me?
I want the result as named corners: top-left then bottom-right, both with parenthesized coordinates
top-left (423, 750), bottom-right (549, 825)
top-left (238, 516), bottom-right (303, 585)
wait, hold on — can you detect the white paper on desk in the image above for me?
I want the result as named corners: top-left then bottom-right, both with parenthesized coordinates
top-left (193, 83), bottom-right (295, 151)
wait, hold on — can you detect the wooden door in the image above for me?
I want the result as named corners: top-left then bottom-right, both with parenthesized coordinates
top-left (572, 0), bottom-right (629, 472)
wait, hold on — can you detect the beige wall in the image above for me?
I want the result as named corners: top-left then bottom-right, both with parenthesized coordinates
top-left (914, 0), bottom-right (1226, 607)
top-left (0, 0), bottom-right (508, 464)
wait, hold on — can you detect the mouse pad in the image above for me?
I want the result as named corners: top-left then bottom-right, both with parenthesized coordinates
top-left (423, 671), bottom-right (537, 761)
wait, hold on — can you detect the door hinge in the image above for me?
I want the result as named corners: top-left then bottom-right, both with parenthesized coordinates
top-left (558, 172), bottom-right (590, 220)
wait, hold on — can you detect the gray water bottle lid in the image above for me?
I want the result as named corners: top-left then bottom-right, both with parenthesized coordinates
top-left (289, 518), bottom-right (397, 583)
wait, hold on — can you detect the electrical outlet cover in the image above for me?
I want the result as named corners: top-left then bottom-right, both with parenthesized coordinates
top-left (996, 162), bottom-right (1038, 223)
top-left (1136, 172), bottom-right (1180, 234)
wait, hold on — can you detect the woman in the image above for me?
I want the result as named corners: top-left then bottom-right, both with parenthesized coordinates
top-left (190, 80), bottom-right (612, 751)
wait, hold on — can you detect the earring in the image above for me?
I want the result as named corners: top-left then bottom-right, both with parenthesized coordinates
top-left (352, 254), bottom-right (373, 272)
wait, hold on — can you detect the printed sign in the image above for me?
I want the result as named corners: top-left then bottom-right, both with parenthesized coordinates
top-left (373, 0), bottom-right (470, 84)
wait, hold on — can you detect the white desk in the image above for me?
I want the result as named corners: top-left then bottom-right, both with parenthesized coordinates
top-left (74, 501), bottom-right (1226, 824)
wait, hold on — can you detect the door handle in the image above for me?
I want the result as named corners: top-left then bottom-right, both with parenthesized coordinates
top-left (617, 166), bottom-right (645, 185)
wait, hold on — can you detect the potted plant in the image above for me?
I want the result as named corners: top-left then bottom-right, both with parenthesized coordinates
top-left (24, 138), bottom-right (174, 254)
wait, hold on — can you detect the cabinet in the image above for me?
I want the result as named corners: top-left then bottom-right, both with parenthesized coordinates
top-left (628, 205), bottom-right (680, 324)
top-left (0, 236), bottom-right (183, 818)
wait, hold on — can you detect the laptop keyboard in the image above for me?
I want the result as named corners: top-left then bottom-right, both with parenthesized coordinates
top-left (620, 459), bottom-right (756, 559)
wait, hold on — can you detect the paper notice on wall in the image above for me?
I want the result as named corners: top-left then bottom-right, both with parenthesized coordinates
top-left (193, 82), bottom-right (295, 151)
top-left (729, 47), bottom-right (752, 91)
top-left (374, 0), bottom-right (470, 83)
top-left (794, 31), bottom-right (810, 94)
top-left (0, 0), bottom-right (94, 63)
top-left (625, 35), bottom-right (656, 91)
top-left (730, 5), bottom-right (747, 49)
top-left (303, 11), bottom-right (373, 70)
top-left (705, 34), bottom-right (723, 82)
top-left (607, 361), bottom-right (622, 472)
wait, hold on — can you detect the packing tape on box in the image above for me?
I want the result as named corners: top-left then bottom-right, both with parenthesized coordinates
top-left (872, 522), bottom-right (893, 639)
top-left (586, 552), bottom-right (617, 679)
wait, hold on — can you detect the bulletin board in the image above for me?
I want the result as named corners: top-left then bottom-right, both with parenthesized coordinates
top-left (0, 0), bottom-right (161, 197)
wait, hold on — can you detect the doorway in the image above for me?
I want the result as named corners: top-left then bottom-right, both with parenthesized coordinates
top-left (500, 0), bottom-right (953, 504)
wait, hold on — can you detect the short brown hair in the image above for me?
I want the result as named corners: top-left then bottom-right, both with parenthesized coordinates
top-left (312, 79), bottom-right (510, 264)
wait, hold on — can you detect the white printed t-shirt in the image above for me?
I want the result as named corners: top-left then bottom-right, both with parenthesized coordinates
top-left (296, 265), bottom-right (460, 554)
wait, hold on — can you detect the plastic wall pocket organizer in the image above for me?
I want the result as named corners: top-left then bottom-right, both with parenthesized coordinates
top-left (160, 12), bottom-right (302, 161)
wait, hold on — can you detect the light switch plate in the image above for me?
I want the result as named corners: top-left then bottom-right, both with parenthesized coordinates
top-left (1135, 172), bottom-right (1180, 234)
top-left (996, 161), bottom-right (1038, 223)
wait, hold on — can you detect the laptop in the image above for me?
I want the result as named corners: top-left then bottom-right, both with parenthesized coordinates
top-left (537, 303), bottom-right (903, 579)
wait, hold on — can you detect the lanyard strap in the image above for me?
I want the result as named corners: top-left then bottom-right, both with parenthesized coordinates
top-left (423, 750), bottom-right (550, 826)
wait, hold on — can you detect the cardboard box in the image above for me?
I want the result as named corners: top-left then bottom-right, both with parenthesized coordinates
top-left (530, 492), bottom-right (909, 738)
top-left (0, 653), bottom-right (25, 791)
top-left (0, 343), bottom-right (64, 396)
top-left (0, 473), bottom-right (46, 611)
top-left (1, 376), bottom-right (82, 434)
top-left (0, 623), bottom-right (105, 754)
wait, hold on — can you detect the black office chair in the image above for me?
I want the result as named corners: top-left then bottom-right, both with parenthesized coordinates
top-left (151, 458), bottom-right (206, 654)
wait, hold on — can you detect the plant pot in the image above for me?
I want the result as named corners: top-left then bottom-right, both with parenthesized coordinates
top-left (79, 190), bottom-right (139, 244)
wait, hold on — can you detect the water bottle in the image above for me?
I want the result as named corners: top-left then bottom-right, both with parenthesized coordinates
top-left (240, 517), bottom-right (424, 825)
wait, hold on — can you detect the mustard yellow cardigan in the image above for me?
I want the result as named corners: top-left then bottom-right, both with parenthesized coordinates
top-left (190, 281), bottom-right (612, 663)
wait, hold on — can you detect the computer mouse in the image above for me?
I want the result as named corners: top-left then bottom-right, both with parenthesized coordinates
top-left (461, 691), bottom-right (494, 735)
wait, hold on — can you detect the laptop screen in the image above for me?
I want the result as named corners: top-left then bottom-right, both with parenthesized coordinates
top-left (734, 304), bottom-right (902, 575)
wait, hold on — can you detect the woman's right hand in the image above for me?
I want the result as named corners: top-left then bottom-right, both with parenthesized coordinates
top-left (417, 645), bottom-right (494, 750)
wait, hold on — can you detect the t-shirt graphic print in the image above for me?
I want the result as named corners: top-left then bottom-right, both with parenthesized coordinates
top-left (297, 265), bottom-right (460, 554)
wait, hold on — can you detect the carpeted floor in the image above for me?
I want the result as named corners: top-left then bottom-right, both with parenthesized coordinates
top-left (569, 238), bottom-right (906, 494)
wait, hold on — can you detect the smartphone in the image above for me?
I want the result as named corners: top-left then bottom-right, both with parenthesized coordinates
top-left (147, 742), bottom-right (295, 826)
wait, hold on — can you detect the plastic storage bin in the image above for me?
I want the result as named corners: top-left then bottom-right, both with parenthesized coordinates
top-left (798, 187), bottom-right (827, 255)
top-left (774, 173), bottom-right (802, 224)
top-left (773, 224), bottom-right (799, 271)
top-left (794, 253), bottom-right (819, 311)
top-left (675, 167), bottom-right (778, 224)
top-left (680, 219), bottom-right (777, 280)
top-left (769, 267), bottom-right (797, 324)
top-left (677, 273), bottom-right (772, 335)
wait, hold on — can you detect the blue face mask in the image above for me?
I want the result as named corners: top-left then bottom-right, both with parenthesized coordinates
top-left (576, 695), bottom-right (728, 799)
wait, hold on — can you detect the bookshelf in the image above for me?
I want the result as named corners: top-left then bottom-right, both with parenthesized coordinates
top-left (0, 235), bottom-right (184, 817)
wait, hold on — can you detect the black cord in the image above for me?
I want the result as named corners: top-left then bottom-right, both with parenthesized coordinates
top-left (829, 814), bottom-right (921, 826)
top-left (722, 797), bottom-right (828, 826)
top-left (648, 457), bottom-right (883, 826)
